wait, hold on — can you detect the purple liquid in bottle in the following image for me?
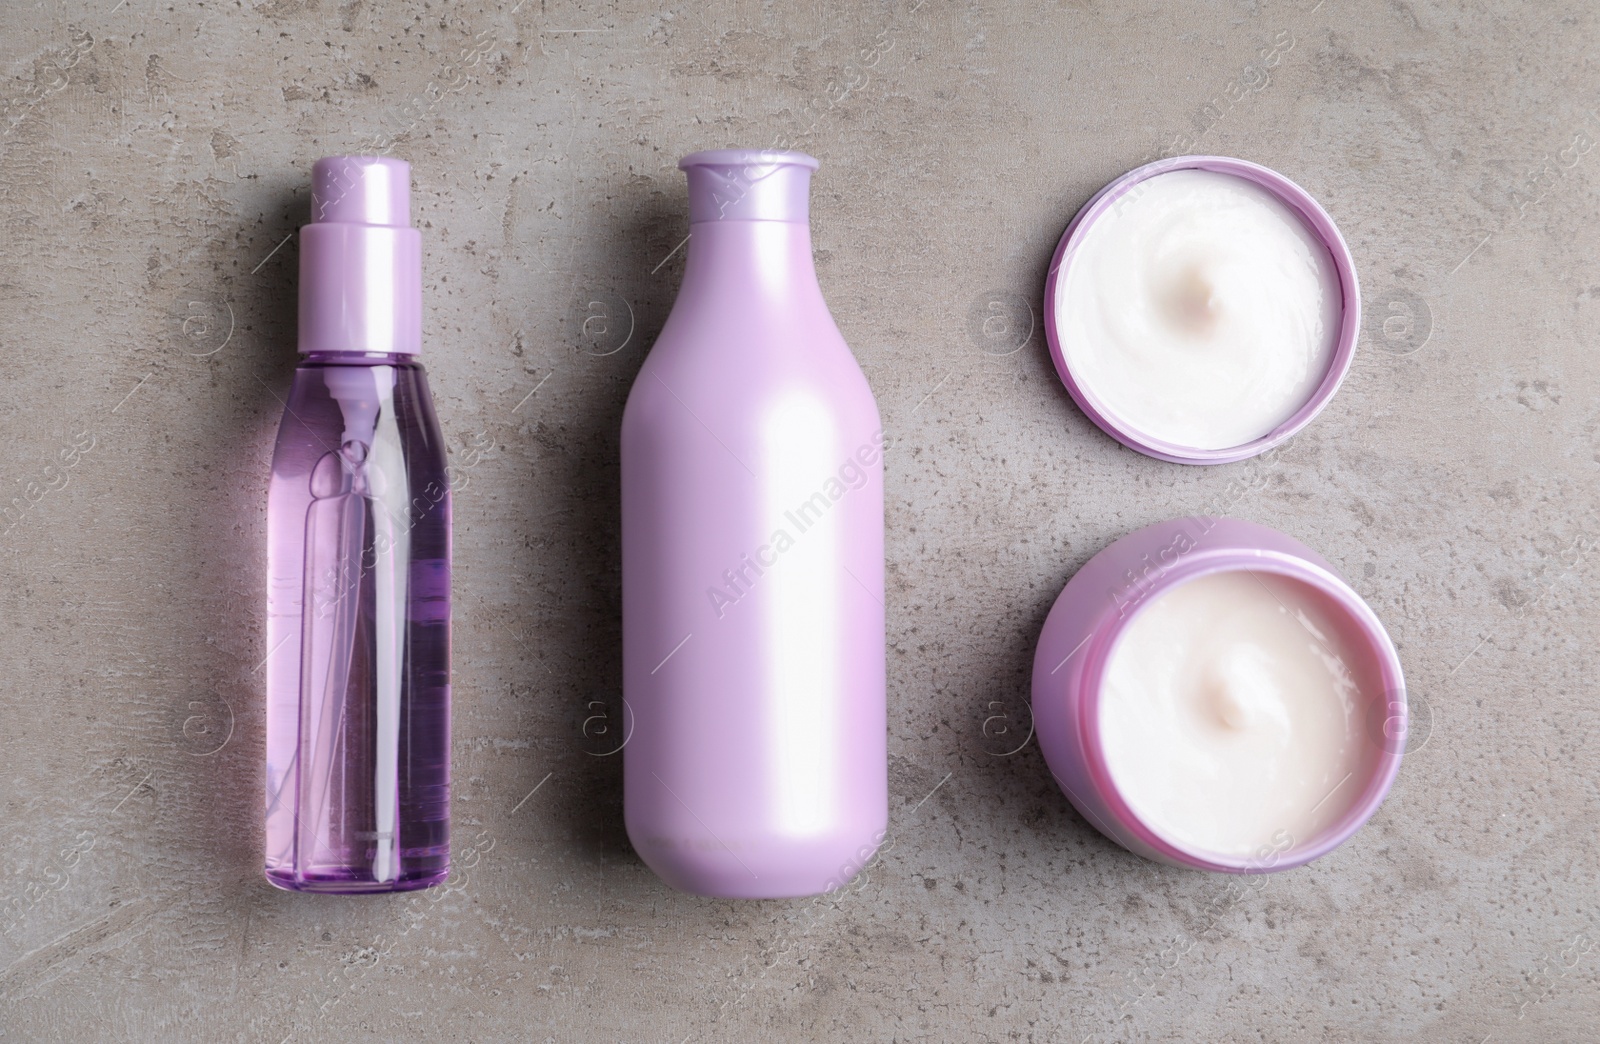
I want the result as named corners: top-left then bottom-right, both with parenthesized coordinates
top-left (264, 157), bottom-right (451, 893)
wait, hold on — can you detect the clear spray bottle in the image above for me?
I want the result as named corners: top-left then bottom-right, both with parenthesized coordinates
top-left (264, 157), bottom-right (451, 893)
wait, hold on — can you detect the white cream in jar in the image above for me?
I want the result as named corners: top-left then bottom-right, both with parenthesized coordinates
top-left (1056, 169), bottom-right (1341, 450)
top-left (1096, 570), bottom-right (1379, 859)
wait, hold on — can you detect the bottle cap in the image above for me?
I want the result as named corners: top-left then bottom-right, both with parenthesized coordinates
top-left (298, 156), bottom-right (423, 355)
top-left (680, 149), bottom-right (818, 224)
top-left (313, 155), bottom-right (411, 226)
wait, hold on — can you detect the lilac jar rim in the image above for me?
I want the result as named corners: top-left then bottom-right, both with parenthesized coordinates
top-left (1073, 548), bottom-right (1405, 873)
top-left (1043, 156), bottom-right (1362, 466)
top-left (679, 149), bottom-right (819, 171)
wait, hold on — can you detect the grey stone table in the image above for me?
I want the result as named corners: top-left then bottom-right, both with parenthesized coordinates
top-left (2, 2), bottom-right (1595, 1040)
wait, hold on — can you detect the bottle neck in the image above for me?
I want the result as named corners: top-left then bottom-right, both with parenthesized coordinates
top-left (301, 351), bottom-right (420, 367)
top-left (677, 220), bottom-right (823, 312)
top-left (298, 223), bottom-right (422, 355)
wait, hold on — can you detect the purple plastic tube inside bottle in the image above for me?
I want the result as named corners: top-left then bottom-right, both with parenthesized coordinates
top-left (264, 156), bottom-right (451, 893)
top-left (621, 151), bottom-right (888, 898)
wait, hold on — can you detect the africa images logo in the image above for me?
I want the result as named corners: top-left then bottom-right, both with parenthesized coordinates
top-left (705, 430), bottom-right (885, 619)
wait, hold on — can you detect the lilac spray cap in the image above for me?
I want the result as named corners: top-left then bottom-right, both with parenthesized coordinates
top-left (680, 149), bottom-right (818, 223)
top-left (298, 156), bottom-right (422, 355)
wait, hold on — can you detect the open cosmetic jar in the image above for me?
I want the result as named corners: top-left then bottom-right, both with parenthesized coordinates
top-left (1031, 518), bottom-right (1406, 872)
top-left (1044, 157), bottom-right (1360, 465)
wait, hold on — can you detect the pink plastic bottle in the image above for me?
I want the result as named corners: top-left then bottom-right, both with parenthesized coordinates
top-left (621, 150), bottom-right (887, 898)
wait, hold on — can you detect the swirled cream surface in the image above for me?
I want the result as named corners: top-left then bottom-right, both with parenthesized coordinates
top-left (1057, 169), bottom-right (1340, 450)
top-left (1097, 571), bottom-right (1378, 859)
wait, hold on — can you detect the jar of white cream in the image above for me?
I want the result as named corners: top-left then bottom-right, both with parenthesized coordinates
top-left (1031, 518), bottom-right (1406, 872)
top-left (1044, 157), bottom-right (1360, 464)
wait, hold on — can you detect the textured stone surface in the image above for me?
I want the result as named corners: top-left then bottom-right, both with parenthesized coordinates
top-left (2, 1), bottom-right (1597, 1040)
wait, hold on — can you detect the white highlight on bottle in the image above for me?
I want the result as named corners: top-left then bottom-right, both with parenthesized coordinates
top-left (762, 392), bottom-right (840, 835)
top-left (1097, 570), bottom-right (1378, 859)
top-left (1057, 169), bottom-right (1340, 450)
